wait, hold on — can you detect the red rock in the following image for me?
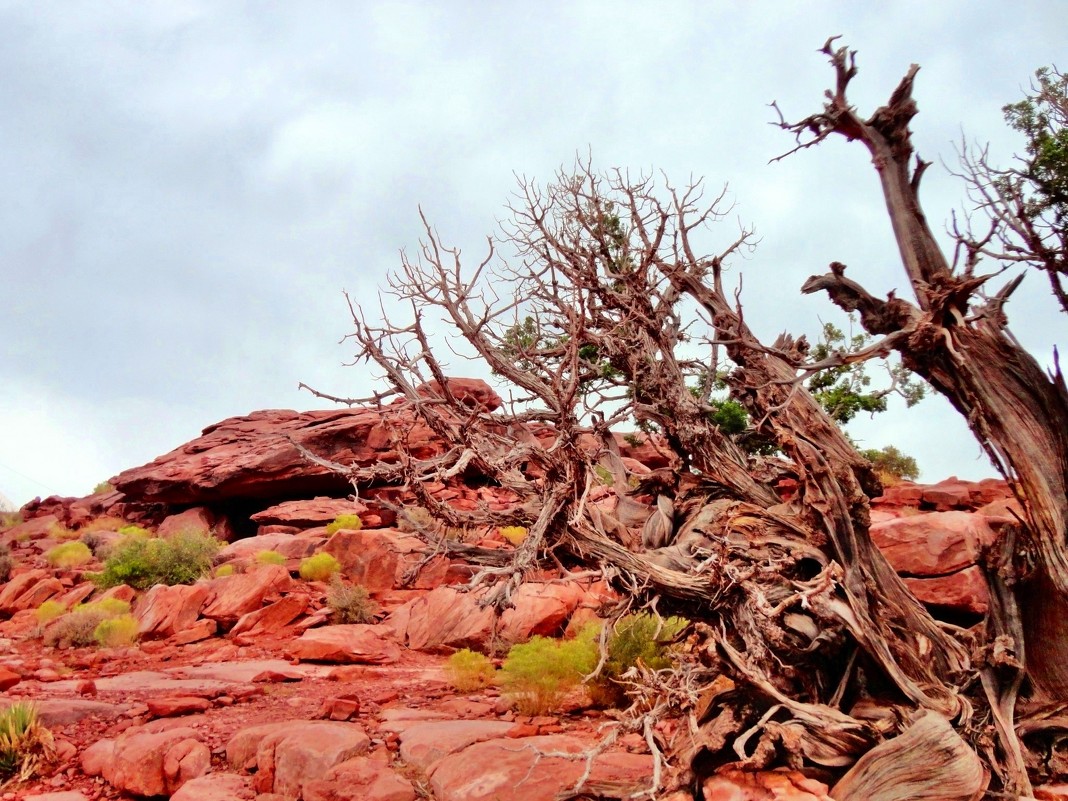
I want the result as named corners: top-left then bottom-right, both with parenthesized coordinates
top-left (414, 378), bottom-right (502, 412)
top-left (55, 581), bottom-right (96, 608)
top-left (252, 668), bottom-right (304, 683)
top-left (390, 586), bottom-right (496, 651)
top-left (324, 530), bottom-right (441, 593)
top-left (226, 720), bottom-right (371, 798)
top-left (85, 724), bottom-right (210, 797)
top-left (904, 566), bottom-right (990, 615)
top-left (289, 624), bottom-right (401, 664)
top-left (169, 772), bottom-right (254, 801)
top-left (0, 570), bottom-right (63, 615)
top-left (497, 583), bottom-right (587, 642)
top-left (303, 756), bottom-right (416, 801)
top-left (219, 533), bottom-right (324, 562)
top-left (317, 695), bottom-right (361, 721)
top-left (251, 497), bottom-right (369, 527)
top-left (230, 594), bottom-right (308, 638)
top-left (76, 680), bottom-right (96, 696)
top-left (171, 618), bottom-right (218, 644)
top-left (0, 514), bottom-right (59, 545)
top-left (399, 720), bottom-right (514, 770)
top-left (870, 511), bottom-right (995, 576)
top-left (99, 584), bottom-right (137, 604)
top-left (135, 583), bottom-right (209, 638)
top-left (146, 695), bottom-right (212, 718)
top-left (157, 506), bottom-right (216, 538)
top-left (1036, 785), bottom-right (1068, 800)
top-left (702, 767), bottom-right (833, 800)
top-left (429, 734), bottom-right (652, 801)
top-left (23, 792), bottom-right (90, 801)
top-left (202, 564), bottom-right (293, 624)
top-left (0, 666), bottom-right (20, 690)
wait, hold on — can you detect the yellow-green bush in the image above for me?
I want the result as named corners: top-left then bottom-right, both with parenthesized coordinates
top-left (117, 524), bottom-right (152, 539)
top-left (325, 514), bottom-right (362, 535)
top-left (92, 530), bottom-right (221, 589)
top-left (327, 575), bottom-right (375, 623)
top-left (589, 613), bottom-right (688, 707)
top-left (35, 601), bottom-right (67, 627)
top-left (299, 552), bottom-right (341, 582)
top-left (446, 648), bottom-right (496, 692)
top-left (93, 614), bottom-right (139, 648)
top-left (498, 526), bottom-right (528, 546)
top-left (45, 541), bottom-right (93, 568)
top-left (42, 599), bottom-right (132, 649)
top-left (500, 631), bottom-right (598, 715)
top-left (0, 543), bottom-right (11, 583)
top-left (47, 523), bottom-right (80, 542)
top-left (215, 564), bottom-right (235, 577)
top-left (255, 550), bottom-right (286, 566)
top-left (0, 702), bottom-right (54, 783)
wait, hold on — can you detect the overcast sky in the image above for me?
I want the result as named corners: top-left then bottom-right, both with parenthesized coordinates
top-left (1, 2), bottom-right (1064, 506)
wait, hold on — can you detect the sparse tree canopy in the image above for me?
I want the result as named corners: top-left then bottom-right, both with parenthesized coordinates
top-left (305, 40), bottom-right (1067, 799)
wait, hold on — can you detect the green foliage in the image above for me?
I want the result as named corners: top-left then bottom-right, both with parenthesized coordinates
top-left (93, 614), bottom-right (139, 648)
top-left (215, 564), bottom-right (235, 577)
top-left (0, 511), bottom-right (23, 529)
top-left (117, 524), bottom-right (152, 539)
top-left (0, 702), bottom-right (54, 783)
top-left (589, 614), bottom-right (688, 707)
top-left (92, 530), bottom-right (221, 590)
top-left (860, 445), bottom-right (920, 482)
top-left (299, 552), bottom-right (341, 582)
top-left (500, 631), bottom-right (598, 715)
top-left (35, 601), bottom-right (67, 627)
top-left (42, 599), bottom-right (131, 649)
top-left (325, 514), bottom-right (363, 535)
top-left (0, 543), bottom-right (10, 583)
top-left (1004, 67), bottom-right (1068, 219)
top-left (88, 598), bottom-right (131, 616)
top-left (92, 481), bottom-right (114, 495)
top-left (47, 523), bottom-right (80, 541)
top-left (326, 575), bottom-right (375, 623)
top-left (807, 318), bottom-right (925, 424)
top-left (446, 648), bottom-right (497, 692)
top-left (45, 541), bottom-right (93, 568)
top-left (255, 550), bottom-right (287, 566)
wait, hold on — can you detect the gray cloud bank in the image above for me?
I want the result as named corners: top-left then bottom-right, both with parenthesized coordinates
top-left (1, 2), bottom-right (1063, 504)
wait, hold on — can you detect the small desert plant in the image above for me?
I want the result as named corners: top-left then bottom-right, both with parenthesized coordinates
top-left (46, 523), bottom-right (80, 542)
top-left (45, 541), bottom-right (93, 568)
top-left (588, 613), bottom-right (688, 707)
top-left (326, 575), bottom-right (375, 623)
top-left (395, 506), bottom-right (435, 533)
top-left (498, 526), bottom-right (528, 546)
top-left (92, 481), bottom-right (114, 494)
top-left (860, 444), bottom-right (920, 484)
top-left (0, 702), bottom-right (54, 783)
top-left (622, 432), bottom-right (643, 447)
top-left (0, 511), bottom-right (23, 529)
top-left (446, 648), bottom-right (497, 692)
top-left (92, 530), bottom-right (220, 589)
top-left (117, 524), bottom-right (152, 538)
top-left (214, 564), bottom-right (235, 577)
top-left (0, 543), bottom-right (11, 583)
top-left (500, 633), bottom-right (598, 715)
top-left (80, 516), bottom-right (126, 533)
top-left (255, 550), bottom-right (286, 566)
top-left (93, 614), bottom-right (139, 648)
top-left (42, 599), bottom-right (131, 649)
top-left (86, 598), bottom-right (131, 616)
top-left (35, 601), bottom-right (67, 628)
top-left (299, 552), bottom-right (341, 582)
top-left (325, 514), bottom-right (362, 535)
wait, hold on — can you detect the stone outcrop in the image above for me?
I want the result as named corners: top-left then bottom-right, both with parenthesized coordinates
top-left (81, 723), bottom-right (210, 797)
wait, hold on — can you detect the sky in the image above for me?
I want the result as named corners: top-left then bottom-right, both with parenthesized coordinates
top-left (1, 2), bottom-right (1064, 506)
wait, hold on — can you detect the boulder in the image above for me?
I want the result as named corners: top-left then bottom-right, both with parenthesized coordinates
top-left (82, 724), bottom-right (210, 797)
top-left (324, 530), bottom-right (447, 592)
top-left (0, 570), bottom-right (62, 615)
top-left (201, 564), bottom-right (293, 624)
top-left (227, 720), bottom-right (371, 798)
top-left (497, 583), bottom-right (587, 642)
top-left (398, 720), bottom-right (514, 771)
top-left (0, 515), bottom-right (59, 545)
top-left (303, 756), bottom-right (417, 801)
top-left (0, 666), bottom-right (20, 690)
top-left (904, 566), bottom-right (990, 615)
top-left (157, 507), bottom-right (216, 538)
top-left (230, 594), bottom-right (309, 638)
top-left (289, 624), bottom-right (401, 664)
top-left (702, 767), bottom-right (834, 800)
top-left (390, 586), bottom-right (496, 651)
top-left (414, 378), bottom-right (503, 411)
top-left (218, 532), bottom-right (324, 562)
top-left (870, 511), bottom-right (995, 576)
top-left (135, 583), bottom-right (209, 639)
top-left (146, 695), bottom-right (213, 718)
top-left (169, 772), bottom-right (254, 801)
top-left (428, 734), bottom-right (652, 801)
top-left (250, 497), bottom-right (369, 527)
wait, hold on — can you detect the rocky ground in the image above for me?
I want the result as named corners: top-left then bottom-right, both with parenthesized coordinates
top-left (0, 386), bottom-right (1033, 800)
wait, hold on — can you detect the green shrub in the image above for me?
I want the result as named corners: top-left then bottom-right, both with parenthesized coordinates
top-left (45, 541), bottom-right (93, 568)
top-left (42, 599), bottom-right (131, 649)
top-left (0, 702), bottom-right (54, 782)
top-left (255, 550), bottom-right (286, 566)
top-left (92, 481), bottom-right (114, 495)
top-left (327, 575), bottom-right (375, 624)
top-left (85, 598), bottom-right (131, 616)
top-left (117, 524), bottom-right (152, 538)
top-left (500, 633), bottom-right (598, 715)
top-left (93, 614), bottom-right (139, 648)
top-left (92, 530), bottom-right (221, 589)
top-left (299, 552), bottom-right (341, 582)
top-left (215, 564), bottom-right (235, 578)
top-left (0, 512), bottom-right (23, 529)
top-left (589, 613), bottom-right (688, 707)
top-left (0, 543), bottom-right (10, 583)
top-left (325, 514), bottom-right (363, 535)
top-left (447, 648), bottom-right (497, 692)
top-left (860, 445), bottom-right (920, 483)
top-left (498, 526), bottom-right (528, 546)
top-left (47, 523), bottom-right (80, 541)
top-left (35, 601), bottom-right (67, 627)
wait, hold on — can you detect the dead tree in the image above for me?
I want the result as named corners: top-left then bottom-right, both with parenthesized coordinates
top-left (303, 42), bottom-right (1067, 799)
